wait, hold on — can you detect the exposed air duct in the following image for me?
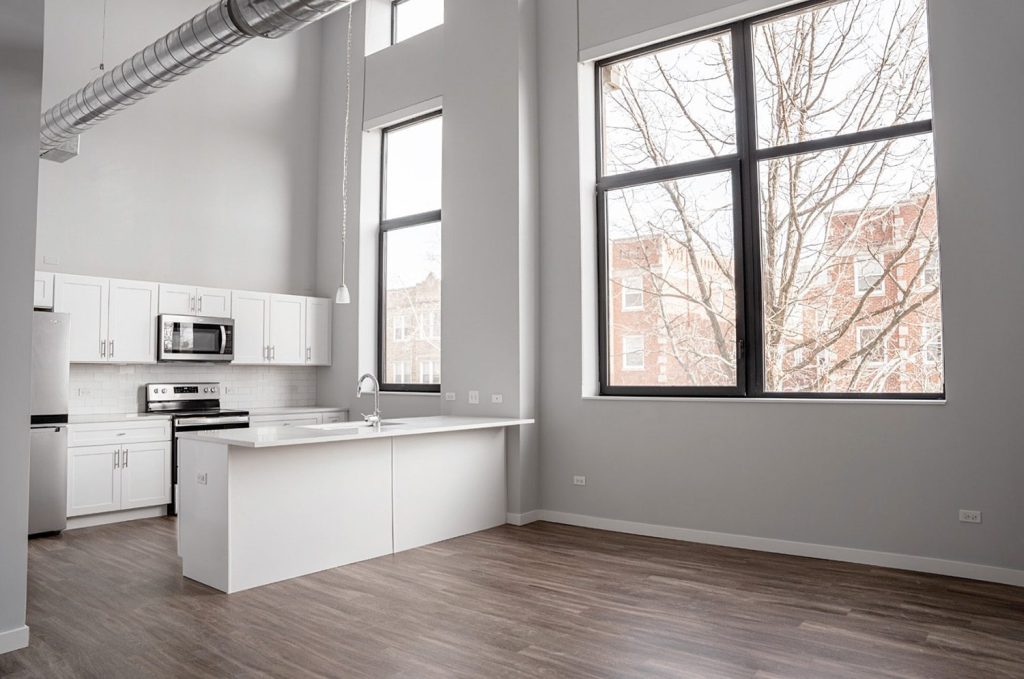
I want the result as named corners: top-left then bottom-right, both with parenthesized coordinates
top-left (39, 0), bottom-right (355, 161)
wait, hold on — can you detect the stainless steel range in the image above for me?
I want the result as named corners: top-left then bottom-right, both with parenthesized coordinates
top-left (145, 382), bottom-right (249, 515)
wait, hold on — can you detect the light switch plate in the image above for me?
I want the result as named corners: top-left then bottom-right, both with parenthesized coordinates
top-left (444, 392), bottom-right (456, 401)
top-left (468, 390), bottom-right (480, 404)
top-left (491, 394), bottom-right (503, 404)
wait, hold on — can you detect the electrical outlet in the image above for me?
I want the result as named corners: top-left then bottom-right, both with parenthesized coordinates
top-left (959, 509), bottom-right (982, 524)
top-left (42, 255), bottom-right (60, 265)
top-left (491, 393), bottom-right (503, 404)
top-left (196, 472), bottom-right (208, 486)
top-left (468, 390), bottom-right (480, 404)
top-left (444, 392), bottom-right (456, 401)
top-left (573, 475), bottom-right (586, 486)
top-left (76, 387), bottom-right (91, 397)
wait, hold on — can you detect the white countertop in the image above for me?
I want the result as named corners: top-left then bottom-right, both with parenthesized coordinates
top-left (248, 406), bottom-right (348, 416)
top-left (177, 416), bottom-right (534, 448)
top-left (69, 413), bottom-right (171, 424)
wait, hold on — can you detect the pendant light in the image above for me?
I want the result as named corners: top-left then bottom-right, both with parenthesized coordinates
top-left (335, 6), bottom-right (354, 305)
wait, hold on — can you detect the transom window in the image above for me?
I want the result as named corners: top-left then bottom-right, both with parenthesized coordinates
top-left (391, 0), bottom-right (443, 45)
top-left (379, 111), bottom-right (442, 392)
top-left (597, 0), bottom-right (944, 398)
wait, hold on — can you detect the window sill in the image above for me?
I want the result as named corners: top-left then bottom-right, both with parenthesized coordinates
top-left (582, 395), bottom-right (946, 405)
top-left (380, 391), bottom-right (441, 397)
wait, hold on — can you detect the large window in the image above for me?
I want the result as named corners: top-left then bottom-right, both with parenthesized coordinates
top-left (597, 0), bottom-right (944, 398)
top-left (391, 0), bottom-right (443, 45)
top-left (379, 111), bottom-right (442, 392)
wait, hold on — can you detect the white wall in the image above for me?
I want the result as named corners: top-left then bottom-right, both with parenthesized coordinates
top-left (315, 0), bottom-right (541, 514)
top-left (537, 0), bottom-right (1024, 577)
top-left (36, 0), bottom-right (324, 295)
top-left (0, 0), bottom-right (44, 654)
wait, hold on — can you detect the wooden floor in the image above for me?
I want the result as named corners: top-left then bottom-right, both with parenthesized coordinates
top-left (2, 519), bottom-right (1023, 679)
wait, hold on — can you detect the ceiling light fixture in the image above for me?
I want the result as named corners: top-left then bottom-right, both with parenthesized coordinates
top-left (335, 6), bottom-right (354, 305)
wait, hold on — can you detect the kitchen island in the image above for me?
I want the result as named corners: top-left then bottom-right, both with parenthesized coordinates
top-left (176, 416), bottom-right (532, 593)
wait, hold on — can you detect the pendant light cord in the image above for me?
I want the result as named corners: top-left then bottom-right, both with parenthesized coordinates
top-left (340, 6), bottom-right (353, 287)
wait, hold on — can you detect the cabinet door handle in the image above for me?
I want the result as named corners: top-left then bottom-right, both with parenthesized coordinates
top-left (100, 339), bottom-right (106, 358)
top-left (123, 448), bottom-right (128, 468)
top-left (198, 296), bottom-right (203, 313)
top-left (113, 448), bottom-right (119, 469)
top-left (110, 339), bottom-right (115, 358)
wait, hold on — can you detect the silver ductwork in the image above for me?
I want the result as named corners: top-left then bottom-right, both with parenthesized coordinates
top-left (39, 0), bottom-right (354, 159)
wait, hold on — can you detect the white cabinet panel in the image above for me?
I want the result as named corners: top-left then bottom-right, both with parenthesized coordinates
top-left (54, 274), bottom-right (109, 363)
top-left (269, 294), bottom-right (306, 365)
top-left (321, 412), bottom-right (346, 424)
top-left (158, 284), bottom-right (194, 315)
top-left (109, 279), bottom-right (158, 363)
top-left (120, 441), bottom-right (171, 509)
top-left (68, 420), bottom-right (171, 448)
top-left (67, 445), bottom-right (121, 517)
top-left (34, 271), bottom-right (54, 309)
top-left (231, 291), bottom-right (271, 364)
top-left (250, 415), bottom-right (320, 428)
top-left (305, 297), bottom-right (332, 366)
top-left (197, 287), bottom-right (231, 318)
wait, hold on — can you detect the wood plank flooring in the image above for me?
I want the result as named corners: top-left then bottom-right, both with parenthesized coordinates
top-left (1, 518), bottom-right (1022, 678)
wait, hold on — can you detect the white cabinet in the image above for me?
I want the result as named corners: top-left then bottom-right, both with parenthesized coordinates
top-left (305, 297), bottom-right (332, 366)
top-left (55, 274), bottom-right (158, 363)
top-left (269, 294), bottom-right (306, 365)
top-left (54, 274), bottom-right (109, 362)
top-left (67, 421), bottom-right (171, 518)
top-left (160, 284), bottom-right (231, 317)
top-left (233, 293), bottom-right (331, 366)
top-left (108, 279), bottom-right (159, 363)
top-left (231, 290), bottom-right (271, 364)
top-left (67, 445), bottom-right (121, 516)
top-left (34, 271), bottom-right (55, 309)
top-left (120, 441), bottom-right (172, 509)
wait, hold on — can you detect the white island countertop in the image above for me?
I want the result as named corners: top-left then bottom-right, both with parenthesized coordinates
top-left (176, 415), bottom-right (533, 448)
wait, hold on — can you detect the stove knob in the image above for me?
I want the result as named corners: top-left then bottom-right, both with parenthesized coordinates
top-left (203, 387), bottom-right (209, 393)
top-left (211, 387), bottom-right (217, 393)
top-left (161, 388), bottom-right (167, 394)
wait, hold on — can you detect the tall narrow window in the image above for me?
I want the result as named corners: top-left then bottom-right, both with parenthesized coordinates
top-left (597, 0), bottom-right (944, 398)
top-left (379, 111), bottom-right (442, 392)
top-left (392, 0), bottom-right (443, 44)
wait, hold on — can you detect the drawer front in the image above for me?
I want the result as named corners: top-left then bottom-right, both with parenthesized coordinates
top-left (250, 416), bottom-right (320, 429)
top-left (321, 411), bottom-right (347, 424)
top-left (68, 420), bottom-right (171, 447)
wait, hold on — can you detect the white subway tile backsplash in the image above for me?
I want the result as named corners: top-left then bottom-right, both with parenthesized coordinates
top-left (69, 364), bottom-right (317, 415)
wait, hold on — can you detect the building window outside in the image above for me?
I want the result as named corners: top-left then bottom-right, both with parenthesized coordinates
top-left (621, 276), bottom-right (644, 311)
top-left (622, 335), bottom-right (645, 371)
top-left (379, 111), bottom-right (442, 392)
top-left (392, 0), bottom-right (443, 45)
top-left (420, 360), bottom-right (439, 384)
top-left (597, 0), bottom-right (944, 398)
top-left (393, 361), bottom-right (411, 383)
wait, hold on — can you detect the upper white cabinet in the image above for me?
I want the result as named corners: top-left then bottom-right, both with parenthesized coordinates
top-left (269, 294), bottom-right (306, 365)
top-left (34, 271), bottom-right (55, 309)
top-left (305, 297), bottom-right (332, 366)
top-left (108, 279), bottom-right (159, 363)
top-left (159, 284), bottom-right (231, 318)
top-left (55, 274), bottom-right (109, 362)
top-left (232, 290), bottom-right (271, 365)
top-left (55, 274), bottom-right (158, 363)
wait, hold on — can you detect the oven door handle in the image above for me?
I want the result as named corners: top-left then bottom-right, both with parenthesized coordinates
top-left (175, 415), bottom-right (249, 428)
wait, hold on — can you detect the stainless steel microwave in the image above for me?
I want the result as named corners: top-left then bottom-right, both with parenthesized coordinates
top-left (158, 315), bottom-right (234, 362)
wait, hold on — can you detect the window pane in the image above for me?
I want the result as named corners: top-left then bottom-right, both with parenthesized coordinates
top-left (606, 171), bottom-right (737, 387)
top-left (394, 0), bottom-right (443, 43)
top-left (600, 32), bottom-right (735, 175)
top-left (383, 222), bottom-right (441, 386)
top-left (753, 0), bottom-right (932, 148)
top-left (759, 133), bottom-right (944, 393)
top-left (384, 115), bottom-right (442, 219)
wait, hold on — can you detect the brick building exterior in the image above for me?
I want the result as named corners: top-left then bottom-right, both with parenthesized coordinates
top-left (384, 272), bottom-right (441, 385)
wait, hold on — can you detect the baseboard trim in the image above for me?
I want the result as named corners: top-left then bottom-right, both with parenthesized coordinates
top-left (0, 625), bottom-right (29, 655)
top-left (506, 510), bottom-right (542, 526)
top-left (67, 505), bottom-right (166, 531)
top-left (537, 510), bottom-right (1024, 588)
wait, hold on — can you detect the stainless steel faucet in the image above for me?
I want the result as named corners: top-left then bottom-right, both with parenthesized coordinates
top-left (356, 373), bottom-right (381, 427)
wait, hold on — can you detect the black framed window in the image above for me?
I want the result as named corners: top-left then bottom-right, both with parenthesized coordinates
top-left (596, 0), bottom-right (944, 399)
top-left (391, 0), bottom-right (444, 45)
top-left (379, 111), bottom-right (442, 393)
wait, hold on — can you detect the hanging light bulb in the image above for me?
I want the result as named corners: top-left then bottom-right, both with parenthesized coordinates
top-left (336, 6), bottom-right (354, 305)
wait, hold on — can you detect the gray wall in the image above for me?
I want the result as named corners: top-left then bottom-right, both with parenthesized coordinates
top-left (35, 0), bottom-right (323, 295)
top-left (0, 0), bottom-right (45, 652)
top-left (316, 0), bottom-right (540, 514)
top-left (537, 0), bottom-right (1024, 571)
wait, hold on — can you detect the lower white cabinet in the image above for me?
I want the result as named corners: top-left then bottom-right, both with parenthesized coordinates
top-left (67, 421), bottom-right (171, 518)
top-left (34, 271), bottom-right (54, 309)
